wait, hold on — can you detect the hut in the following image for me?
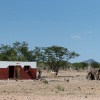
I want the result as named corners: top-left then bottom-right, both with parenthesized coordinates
top-left (0, 61), bottom-right (37, 80)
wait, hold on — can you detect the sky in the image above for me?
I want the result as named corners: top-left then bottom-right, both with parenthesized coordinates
top-left (0, 0), bottom-right (100, 63)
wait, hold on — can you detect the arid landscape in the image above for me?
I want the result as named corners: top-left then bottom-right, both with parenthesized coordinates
top-left (0, 70), bottom-right (100, 100)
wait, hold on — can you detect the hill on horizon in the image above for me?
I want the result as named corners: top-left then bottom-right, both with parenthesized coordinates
top-left (83, 59), bottom-right (97, 64)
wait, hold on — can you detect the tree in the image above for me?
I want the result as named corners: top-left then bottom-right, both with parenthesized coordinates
top-left (0, 44), bottom-right (17, 61)
top-left (12, 41), bottom-right (35, 61)
top-left (34, 46), bottom-right (79, 75)
top-left (72, 62), bottom-right (88, 70)
top-left (0, 42), bottom-right (80, 74)
top-left (16, 42), bottom-right (33, 61)
top-left (90, 62), bottom-right (100, 68)
top-left (0, 41), bottom-right (35, 61)
top-left (33, 47), bottom-right (45, 67)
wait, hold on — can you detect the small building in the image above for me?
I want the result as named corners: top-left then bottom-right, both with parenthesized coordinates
top-left (0, 61), bottom-right (37, 80)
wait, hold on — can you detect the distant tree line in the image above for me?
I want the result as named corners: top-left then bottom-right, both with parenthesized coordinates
top-left (0, 41), bottom-right (80, 75)
top-left (72, 61), bottom-right (100, 70)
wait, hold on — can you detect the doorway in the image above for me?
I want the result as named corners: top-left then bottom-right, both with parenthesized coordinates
top-left (24, 66), bottom-right (30, 71)
top-left (9, 66), bottom-right (14, 78)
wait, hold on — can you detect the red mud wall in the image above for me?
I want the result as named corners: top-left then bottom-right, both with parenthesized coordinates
top-left (0, 67), bottom-right (37, 80)
top-left (20, 68), bottom-right (37, 79)
top-left (0, 68), bottom-right (8, 79)
top-left (29, 68), bottom-right (37, 79)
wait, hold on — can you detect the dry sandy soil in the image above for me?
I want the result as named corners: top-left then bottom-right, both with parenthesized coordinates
top-left (0, 70), bottom-right (100, 100)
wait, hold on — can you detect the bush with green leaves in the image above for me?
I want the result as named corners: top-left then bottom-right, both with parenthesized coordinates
top-left (43, 80), bottom-right (48, 84)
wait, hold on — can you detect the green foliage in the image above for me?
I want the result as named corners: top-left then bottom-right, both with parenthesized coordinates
top-left (33, 47), bottom-right (44, 65)
top-left (72, 62), bottom-right (88, 69)
top-left (34, 46), bottom-right (79, 74)
top-left (13, 42), bottom-right (34, 61)
top-left (0, 41), bottom-right (35, 61)
top-left (55, 85), bottom-right (64, 91)
top-left (0, 42), bottom-right (79, 73)
top-left (90, 62), bottom-right (100, 68)
top-left (61, 61), bottom-right (72, 70)
top-left (0, 45), bottom-right (17, 61)
top-left (43, 80), bottom-right (48, 84)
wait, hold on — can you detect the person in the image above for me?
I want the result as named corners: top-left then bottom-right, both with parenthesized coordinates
top-left (38, 69), bottom-right (42, 79)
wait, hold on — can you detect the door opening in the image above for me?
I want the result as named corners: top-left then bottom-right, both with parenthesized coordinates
top-left (24, 66), bottom-right (30, 71)
top-left (9, 66), bottom-right (14, 78)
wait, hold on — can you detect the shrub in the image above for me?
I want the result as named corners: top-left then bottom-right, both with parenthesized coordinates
top-left (43, 80), bottom-right (48, 84)
top-left (55, 85), bottom-right (64, 91)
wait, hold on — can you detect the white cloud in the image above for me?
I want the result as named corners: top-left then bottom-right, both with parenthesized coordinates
top-left (71, 36), bottom-right (81, 39)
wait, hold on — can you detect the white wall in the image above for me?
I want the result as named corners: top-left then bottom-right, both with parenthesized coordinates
top-left (0, 61), bottom-right (37, 68)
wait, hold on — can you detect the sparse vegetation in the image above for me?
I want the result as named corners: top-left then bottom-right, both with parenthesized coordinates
top-left (72, 62), bottom-right (88, 70)
top-left (55, 85), bottom-right (64, 91)
top-left (43, 80), bottom-right (48, 84)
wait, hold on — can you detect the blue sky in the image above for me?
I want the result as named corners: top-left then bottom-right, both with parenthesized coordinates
top-left (0, 0), bottom-right (100, 63)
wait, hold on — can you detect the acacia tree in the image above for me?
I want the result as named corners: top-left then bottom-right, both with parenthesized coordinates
top-left (0, 44), bottom-right (17, 61)
top-left (34, 46), bottom-right (79, 75)
top-left (12, 41), bottom-right (35, 61)
top-left (33, 47), bottom-right (45, 67)
top-left (0, 42), bottom-right (35, 61)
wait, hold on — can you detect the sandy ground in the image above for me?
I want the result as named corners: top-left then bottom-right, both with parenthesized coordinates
top-left (0, 70), bottom-right (100, 100)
